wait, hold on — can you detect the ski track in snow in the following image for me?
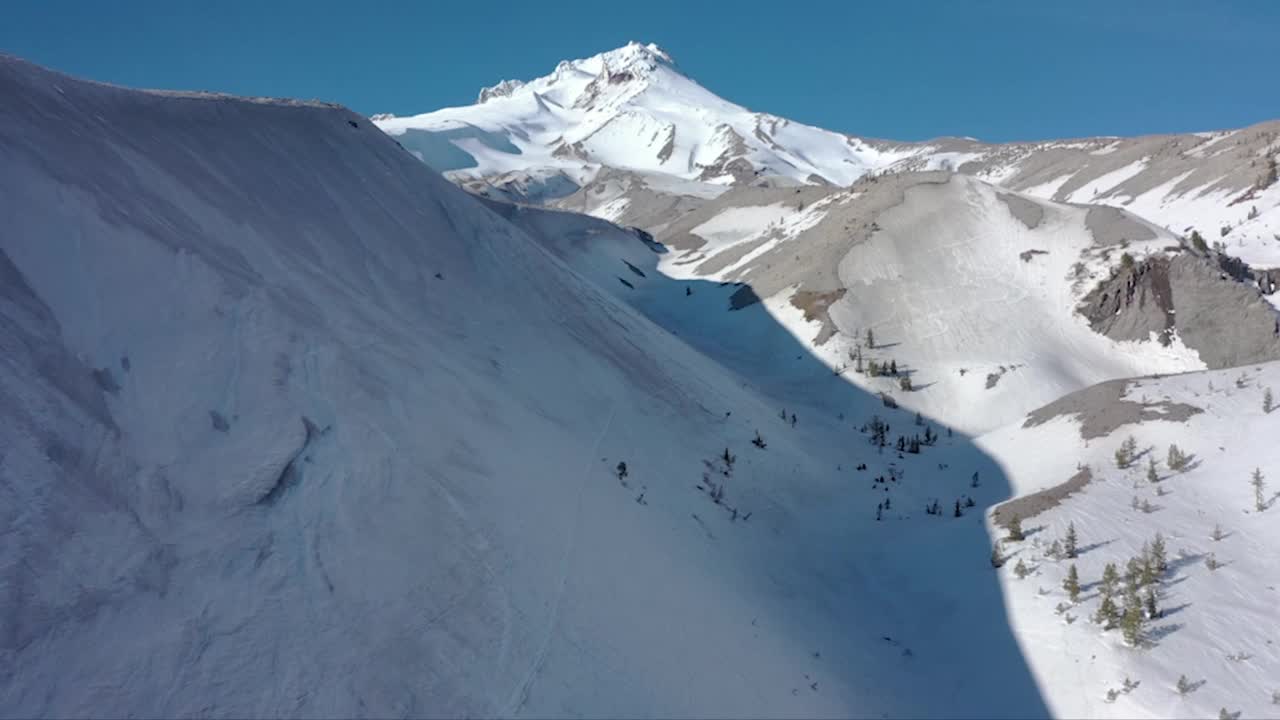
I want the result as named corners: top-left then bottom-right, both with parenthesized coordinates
top-left (505, 402), bottom-right (617, 717)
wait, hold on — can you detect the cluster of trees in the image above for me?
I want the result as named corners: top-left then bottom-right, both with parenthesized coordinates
top-left (1087, 532), bottom-right (1167, 646)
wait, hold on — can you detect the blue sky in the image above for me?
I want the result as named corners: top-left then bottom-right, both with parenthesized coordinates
top-left (4, 0), bottom-right (1276, 142)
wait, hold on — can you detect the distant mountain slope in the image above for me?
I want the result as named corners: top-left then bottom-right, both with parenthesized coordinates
top-left (499, 171), bottom-right (1280, 434)
top-left (375, 43), bottom-right (1280, 268)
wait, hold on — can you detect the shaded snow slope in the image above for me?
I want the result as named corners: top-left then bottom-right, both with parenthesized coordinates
top-left (977, 363), bottom-right (1280, 719)
top-left (0, 55), bottom-right (1051, 718)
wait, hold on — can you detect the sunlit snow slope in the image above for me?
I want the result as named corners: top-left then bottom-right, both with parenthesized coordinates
top-left (0, 55), bottom-right (1051, 718)
top-left (978, 363), bottom-right (1280, 719)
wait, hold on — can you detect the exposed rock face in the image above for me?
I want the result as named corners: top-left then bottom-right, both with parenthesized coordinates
top-left (1022, 379), bottom-right (1203, 439)
top-left (1079, 251), bottom-right (1280, 366)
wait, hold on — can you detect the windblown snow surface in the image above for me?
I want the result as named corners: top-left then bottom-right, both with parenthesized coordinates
top-left (0, 56), bottom-right (1053, 718)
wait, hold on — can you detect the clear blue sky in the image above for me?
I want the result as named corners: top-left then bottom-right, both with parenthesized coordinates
top-left (4, 0), bottom-right (1276, 142)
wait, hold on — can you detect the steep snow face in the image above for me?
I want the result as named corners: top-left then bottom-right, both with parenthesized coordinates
top-left (374, 42), bottom-right (921, 190)
top-left (977, 363), bottom-right (1280, 719)
top-left (0, 55), bottom-right (1053, 719)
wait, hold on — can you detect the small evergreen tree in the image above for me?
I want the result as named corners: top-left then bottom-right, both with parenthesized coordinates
top-left (1063, 563), bottom-right (1081, 603)
top-left (1014, 557), bottom-right (1030, 579)
top-left (1094, 592), bottom-right (1120, 629)
top-left (1121, 586), bottom-right (1145, 645)
top-left (1251, 467), bottom-right (1267, 512)
top-left (1167, 443), bottom-right (1187, 472)
top-left (1101, 562), bottom-right (1120, 597)
top-left (1147, 456), bottom-right (1158, 483)
top-left (1190, 229), bottom-right (1208, 253)
top-left (990, 542), bottom-right (1004, 568)
top-left (899, 375), bottom-right (912, 392)
top-left (865, 327), bottom-right (875, 349)
top-left (1176, 674), bottom-right (1193, 696)
top-left (1006, 514), bottom-right (1025, 541)
top-left (1265, 386), bottom-right (1274, 414)
top-left (1064, 522), bottom-right (1079, 559)
top-left (889, 359), bottom-right (898, 375)
top-left (1143, 585), bottom-right (1159, 619)
top-left (1115, 435), bottom-right (1138, 469)
top-left (1150, 532), bottom-right (1168, 574)
top-left (1047, 539), bottom-right (1062, 560)
top-left (1211, 523), bottom-right (1225, 542)
top-left (1205, 553), bottom-right (1221, 571)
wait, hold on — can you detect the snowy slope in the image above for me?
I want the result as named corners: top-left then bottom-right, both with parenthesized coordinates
top-left (0, 54), bottom-right (1056, 719)
top-left (507, 172), bottom-right (1280, 436)
top-left (977, 363), bottom-right (1280, 719)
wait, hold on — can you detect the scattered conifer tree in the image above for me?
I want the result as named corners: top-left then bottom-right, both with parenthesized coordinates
top-left (865, 327), bottom-right (875, 349)
top-left (1211, 523), bottom-right (1225, 542)
top-left (1006, 514), bottom-right (1025, 541)
top-left (899, 375), bottom-right (912, 391)
top-left (1251, 467), bottom-right (1267, 512)
top-left (1167, 443), bottom-right (1188, 472)
top-left (1064, 522), bottom-right (1079, 558)
top-left (1150, 532), bottom-right (1168, 574)
top-left (1205, 553), bottom-right (1221, 571)
top-left (1121, 586), bottom-right (1145, 645)
top-left (1190, 229), bottom-right (1208, 253)
top-left (1265, 386), bottom-right (1274, 413)
top-left (1094, 592), bottom-right (1120, 629)
top-left (751, 431), bottom-right (767, 449)
top-left (1047, 539), bottom-right (1062, 560)
top-left (1101, 562), bottom-right (1120, 597)
top-left (1014, 557), bottom-right (1030, 579)
top-left (1147, 456), bottom-right (1158, 483)
top-left (1143, 585), bottom-right (1159, 619)
top-left (990, 542), bottom-right (1004, 568)
top-left (1176, 674), bottom-right (1194, 696)
top-left (1063, 563), bottom-right (1081, 603)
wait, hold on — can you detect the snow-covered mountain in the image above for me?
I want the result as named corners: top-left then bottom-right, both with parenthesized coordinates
top-left (375, 42), bottom-right (926, 192)
top-left (0, 53), bottom-right (1050, 718)
top-left (375, 42), bottom-right (1280, 268)
top-left (4, 46), bottom-right (1278, 720)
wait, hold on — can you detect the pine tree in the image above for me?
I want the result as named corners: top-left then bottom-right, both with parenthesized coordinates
top-left (899, 375), bottom-right (912, 392)
top-left (1211, 523), bottom-right (1225, 542)
top-left (1150, 532), bottom-right (1168, 574)
top-left (1143, 585), bottom-right (1159, 619)
top-left (1006, 514), bottom-right (1025, 541)
top-left (1014, 557), bottom-right (1030, 579)
top-left (1147, 456), bottom-right (1158, 483)
top-left (854, 351), bottom-right (863, 374)
top-left (1047, 539), bottom-right (1062, 560)
top-left (1114, 435), bottom-right (1139, 469)
top-left (1063, 563), bottom-right (1081, 603)
top-left (1176, 674), bottom-right (1193, 695)
top-left (1121, 586), bottom-right (1144, 645)
top-left (1251, 467), bottom-right (1267, 512)
top-left (1101, 562), bottom-right (1120, 597)
top-left (990, 542), bottom-right (1004, 568)
top-left (1064, 522), bottom-right (1079, 559)
top-left (1167, 443), bottom-right (1187, 472)
top-left (889, 359), bottom-right (898, 375)
top-left (1265, 386), bottom-right (1274, 414)
top-left (1190, 229), bottom-right (1208, 253)
top-left (1094, 592), bottom-right (1120, 629)
top-left (866, 327), bottom-right (875, 349)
